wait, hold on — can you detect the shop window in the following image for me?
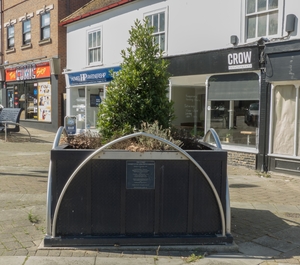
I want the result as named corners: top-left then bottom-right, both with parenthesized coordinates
top-left (88, 29), bottom-right (102, 65)
top-left (271, 85), bottom-right (297, 156)
top-left (7, 25), bottom-right (15, 49)
top-left (246, 0), bottom-right (280, 40)
top-left (145, 10), bottom-right (167, 52)
top-left (171, 86), bottom-right (205, 138)
top-left (207, 73), bottom-right (260, 148)
top-left (41, 12), bottom-right (50, 40)
top-left (23, 19), bottom-right (31, 45)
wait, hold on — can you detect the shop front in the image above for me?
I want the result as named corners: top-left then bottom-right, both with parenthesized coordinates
top-left (3, 58), bottom-right (61, 131)
top-left (64, 66), bottom-right (120, 134)
top-left (168, 45), bottom-right (265, 169)
top-left (265, 40), bottom-right (300, 175)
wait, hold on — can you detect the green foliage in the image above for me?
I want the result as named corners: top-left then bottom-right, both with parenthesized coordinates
top-left (98, 19), bottom-right (174, 140)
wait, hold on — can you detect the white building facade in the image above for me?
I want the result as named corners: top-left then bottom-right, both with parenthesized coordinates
top-left (61, 0), bottom-right (300, 175)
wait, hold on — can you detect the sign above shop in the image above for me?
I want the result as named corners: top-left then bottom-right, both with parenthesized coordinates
top-left (67, 66), bottom-right (121, 86)
top-left (228, 51), bottom-right (252, 70)
top-left (5, 62), bottom-right (51, 82)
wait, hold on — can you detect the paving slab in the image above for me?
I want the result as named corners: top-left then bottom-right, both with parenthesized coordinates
top-left (25, 256), bottom-right (95, 265)
top-left (0, 256), bottom-right (27, 265)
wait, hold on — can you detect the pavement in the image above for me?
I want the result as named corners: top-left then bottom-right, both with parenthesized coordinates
top-left (0, 127), bottom-right (300, 264)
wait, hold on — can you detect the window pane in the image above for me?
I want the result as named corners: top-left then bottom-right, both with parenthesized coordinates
top-left (89, 50), bottom-right (93, 63)
top-left (247, 0), bottom-right (256, 14)
top-left (8, 38), bottom-right (14, 46)
top-left (146, 15), bottom-right (152, 26)
top-left (96, 31), bottom-right (101, 46)
top-left (247, 16), bottom-right (256, 38)
top-left (257, 14), bottom-right (267, 37)
top-left (92, 32), bottom-right (97, 47)
top-left (8, 26), bottom-right (14, 37)
top-left (269, 11), bottom-right (278, 35)
top-left (159, 12), bottom-right (165, 31)
top-left (42, 13), bottom-right (50, 27)
top-left (42, 27), bottom-right (50, 39)
top-left (88, 33), bottom-right (93, 48)
top-left (24, 32), bottom-right (31, 41)
top-left (154, 35), bottom-right (159, 47)
top-left (272, 86), bottom-right (296, 155)
top-left (258, 0), bottom-right (266, 12)
top-left (269, 0), bottom-right (278, 9)
top-left (24, 20), bottom-right (31, 33)
top-left (153, 14), bottom-right (158, 33)
top-left (97, 48), bottom-right (101, 61)
top-left (160, 34), bottom-right (165, 51)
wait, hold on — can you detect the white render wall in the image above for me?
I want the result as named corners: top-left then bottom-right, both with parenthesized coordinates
top-left (65, 0), bottom-right (300, 72)
top-left (65, 0), bottom-right (242, 71)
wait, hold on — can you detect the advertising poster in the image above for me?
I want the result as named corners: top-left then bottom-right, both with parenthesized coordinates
top-left (38, 81), bottom-right (51, 122)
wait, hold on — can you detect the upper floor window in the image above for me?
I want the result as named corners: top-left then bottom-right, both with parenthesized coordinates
top-left (23, 19), bottom-right (31, 45)
top-left (41, 12), bottom-right (50, 40)
top-left (88, 29), bottom-right (102, 65)
top-left (246, 0), bottom-right (279, 40)
top-left (7, 25), bottom-right (15, 49)
top-left (146, 11), bottom-right (166, 52)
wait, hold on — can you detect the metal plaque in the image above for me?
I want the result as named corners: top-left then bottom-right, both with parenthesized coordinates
top-left (126, 161), bottom-right (155, 189)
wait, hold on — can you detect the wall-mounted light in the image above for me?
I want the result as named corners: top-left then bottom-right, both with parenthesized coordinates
top-left (4, 61), bottom-right (9, 64)
top-left (286, 14), bottom-right (296, 33)
top-left (230, 35), bottom-right (238, 45)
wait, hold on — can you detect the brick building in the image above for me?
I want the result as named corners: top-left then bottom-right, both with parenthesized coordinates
top-left (0, 0), bottom-right (90, 131)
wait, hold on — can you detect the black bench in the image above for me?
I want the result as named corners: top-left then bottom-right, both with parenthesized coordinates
top-left (0, 108), bottom-right (31, 141)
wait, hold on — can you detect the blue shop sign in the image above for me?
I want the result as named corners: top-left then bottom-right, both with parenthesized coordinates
top-left (68, 66), bottom-right (121, 86)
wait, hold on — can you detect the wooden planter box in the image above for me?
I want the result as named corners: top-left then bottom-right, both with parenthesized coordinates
top-left (44, 134), bottom-right (232, 247)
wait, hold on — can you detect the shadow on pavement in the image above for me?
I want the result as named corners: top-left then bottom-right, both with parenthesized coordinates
top-left (231, 207), bottom-right (300, 259)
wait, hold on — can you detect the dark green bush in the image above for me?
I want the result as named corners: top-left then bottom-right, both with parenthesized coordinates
top-left (97, 19), bottom-right (174, 140)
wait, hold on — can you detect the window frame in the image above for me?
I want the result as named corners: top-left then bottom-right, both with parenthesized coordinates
top-left (87, 27), bottom-right (102, 66)
top-left (40, 12), bottom-right (50, 41)
top-left (144, 8), bottom-right (168, 53)
top-left (7, 25), bottom-right (15, 49)
top-left (245, 0), bottom-right (284, 42)
top-left (22, 19), bottom-right (31, 45)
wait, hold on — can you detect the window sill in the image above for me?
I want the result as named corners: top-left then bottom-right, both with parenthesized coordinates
top-left (6, 48), bottom-right (15, 54)
top-left (39, 38), bottom-right (52, 45)
top-left (21, 43), bottom-right (32, 50)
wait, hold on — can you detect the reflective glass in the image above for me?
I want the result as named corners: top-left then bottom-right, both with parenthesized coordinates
top-left (257, 14), bottom-right (267, 36)
top-left (247, 16), bottom-right (256, 38)
top-left (269, 12), bottom-right (278, 35)
top-left (269, 0), bottom-right (278, 9)
top-left (247, 0), bottom-right (255, 14)
top-left (153, 14), bottom-right (158, 33)
top-left (159, 12), bottom-right (165, 31)
top-left (258, 0), bottom-right (266, 11)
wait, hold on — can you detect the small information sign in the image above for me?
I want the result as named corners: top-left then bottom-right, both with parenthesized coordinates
top-left (64, 116), bottom-right (77, 135)
top-left (126, 161), bottom-right (155, 189)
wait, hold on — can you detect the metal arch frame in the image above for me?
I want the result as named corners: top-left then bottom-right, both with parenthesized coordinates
top-left (50, 131), bottom-right (227, 238)
top-left (46, 126), bottom-right (68, 236)
top-left (203, 128), bottom-right (231, 234)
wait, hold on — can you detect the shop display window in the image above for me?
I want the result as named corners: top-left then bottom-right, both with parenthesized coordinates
top-left (69, 86), bottom-right (104, 133)
top-left (207, 73), bottom-right (260, 148)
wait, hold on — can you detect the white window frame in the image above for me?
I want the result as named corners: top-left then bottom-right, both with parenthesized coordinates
top-left (40, 12), bottom-right (50, 40)
top-left (144, 7), bottom-right (168, 54)
top-left (87, 27), bottom-right (102, 66)
top-left (244, 0), bottom-right (284, 42)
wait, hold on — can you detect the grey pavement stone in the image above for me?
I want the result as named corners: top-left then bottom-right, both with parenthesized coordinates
top-left (253, 235), bottom-right (298, 252)
top-left (95, 257), bottom-right (155, 264)
top-left (272, 227), bottom-right (300, 245)
top-left (196, 254), bottom-right (265, 264)
top-left (25, 256), bottom-right (95, 265)
top-left (238, 242), bottom-right (281, 257)
top-left (0, 256), bottom-right (27, 265)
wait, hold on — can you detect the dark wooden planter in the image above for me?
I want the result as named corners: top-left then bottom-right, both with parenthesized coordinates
top-left (44, 132), bottom-right (232, 247)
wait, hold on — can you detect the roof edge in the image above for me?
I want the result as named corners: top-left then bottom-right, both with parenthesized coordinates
top-left (59, 0), bottom-right (135, 27)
